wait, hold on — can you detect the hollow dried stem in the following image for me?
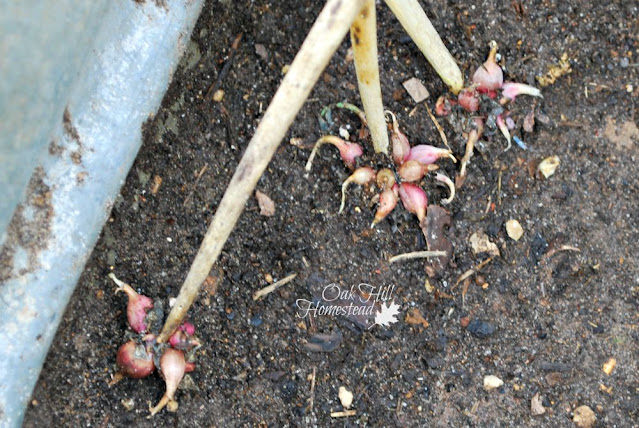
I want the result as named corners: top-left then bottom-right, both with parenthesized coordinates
top-left (157, 0), bottom-right (366, 343)
top-left (389, 250), bottom-right (447, 263)
top-left (384, 0), bottom-right (463, 93)
top-left (252, 273), bottom-right (298, 301)
top-left (351, 0), bottom-right (389, 154)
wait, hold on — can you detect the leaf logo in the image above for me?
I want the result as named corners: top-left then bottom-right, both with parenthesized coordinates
top-left (370, 301), bottom-right (400, 328)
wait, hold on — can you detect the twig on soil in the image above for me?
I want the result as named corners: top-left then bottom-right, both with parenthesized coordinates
top-left (384, 0), bottom-right (463, 93)
top-left (497, 170), bottom-right (503, 206)
top-left (541, 245), bottom-right (580, 261)
top-left (157, 0), bottom-right (366, 343)
top-left (205, 33), bottom-right (243, 101)
top-left (330, 410), bottom-right (357, 418)
top-left (452, 257), bottom-right (492, 290)
top-left (183, 164), bottom-right (209, 206)
top-left (308, 367), bottom-right (317, 413)
top-left (252, 273), bottom-right (297, 301)
top-left (389, 250), bottom-right (447, 263)
top-left (351, 0), bottom-right (389, 154)
top-left (424, 102), bottom-right (450, 149)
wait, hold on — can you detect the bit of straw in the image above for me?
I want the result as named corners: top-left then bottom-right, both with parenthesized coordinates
top-left (424, 102), bottom-right (450, 149)
top-left (351, 0), bottom-right (389, 154)
top-left (389, 250), bottom-right (447, 263)
top-left (157, 0), bottom-right (366, 343)
top-left (384, 0), bottom-right (463, 94)
top-left (330, 410), bottom-right (357, 418)
top-left (252, 273), bottom-right (297, 301)
top-left (452, 257), bottom-right (492, 290)
top-left (541, 245), bottom-right (580, 261)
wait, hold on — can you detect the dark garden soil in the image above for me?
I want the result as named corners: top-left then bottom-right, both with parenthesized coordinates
top-left (24, 0), bottom-right (639, 426)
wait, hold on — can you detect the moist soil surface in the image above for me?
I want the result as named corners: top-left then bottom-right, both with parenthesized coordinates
top-left (24, 1), bottom-right (639, 426)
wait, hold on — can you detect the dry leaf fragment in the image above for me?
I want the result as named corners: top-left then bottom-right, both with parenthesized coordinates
top-left (405, 308), bottom-right (429, 328)
top-left (531, 392), bottom-right (546, 416)
top-left (506, 219), bottom-right (524, 241)
top-left (523, 110), bottom-right (535, 133)
top-left (573, 405), bottom-right (596, 428)
top-left (402, 77), bottom-right (430, 103)
top-left (255, 190), bottom-right (275, 216)
top-left (538, 156), bottom-right (560, 179)
top-left (469, 231), bottom-right (500, 257)
top-left (421, 205), bottom-right (453, 277)
top-left (483, 375), bottom-right (504, 391)
top-left (602, 357), bottom-right (616, 375)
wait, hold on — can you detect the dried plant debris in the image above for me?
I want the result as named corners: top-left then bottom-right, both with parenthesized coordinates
top-left (469, 231), bottom-right (500, 257)
top-left (530, 392), bottom-right (546, 416)
top-left (536, 53), bottom-right (572, 87)
top-left (421, 205), bottom-right (453, 277)
top-left (405, 307), bottom-right (429, 328)
top-left (255, 190), bottom-right (276, 216)
top-left (537, 156), bottom-right (560, 179)
top-left (402, 77), bottom-right (430, 103)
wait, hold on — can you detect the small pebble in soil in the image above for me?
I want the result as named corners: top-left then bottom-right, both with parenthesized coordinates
top-left (467, 319), bottom-right (496, 338)
top-left (573, 405), bottom-right (596, 428)
top-left (426, 355), bottom-right (445, 370)
top-left (250, 314), bottom-right (263, 327)
top-left (602, 357), bottom-right (616, 375)
top-left (121, 398), bottom-right (135, 411)
top-left (338, 386), bottom-right (354, 409)
top-left (506, 219), bottom-right (524, 241)
top-left (483, 375), bottom-right (503, 391)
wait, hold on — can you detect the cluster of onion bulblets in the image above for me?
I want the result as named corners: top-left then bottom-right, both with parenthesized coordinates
top-left (436, 41), bottom-right (542, 185)
top-left (305, 41), bottom-right (541, 223)
top-left (109, 274), bottom-right (200, 416)
top-left (306, 111), bottom-right (456, 227)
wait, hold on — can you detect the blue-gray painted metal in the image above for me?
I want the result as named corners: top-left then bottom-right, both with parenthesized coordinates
top-left (0, 0), bottom-right (204, 425)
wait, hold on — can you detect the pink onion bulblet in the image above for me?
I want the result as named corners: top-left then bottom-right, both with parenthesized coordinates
top-left (398, 182), bottom-right (428, 223)
top-left (457, 88), bottom-right (480, 113)
top-left (150, 348), bottom-right (187, 416)
top-left (371, 183), bottom-right (399, 228)
top-left (472, 40), bottom-right (503, 97)
top-left (111, 274), bottom-right (154, 333)
top-left (386, 111), bottom-right (410, 165)
top-left (339, 166), bottom-right (376, 214)
top-left (305, 136), bottom-right (363, 171)
top-left (168, 321), bottom-right (201, 351)
top-left (116, 340), bottom-right (155, 379)
top-left (435, 96), bottom-right (456, 117)
top-left (398, 160), bottom-right (425, 182)
top-left (407, 145), bottom-right (455, 165)
top-left (500, 82), bottom-right (542, 103)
